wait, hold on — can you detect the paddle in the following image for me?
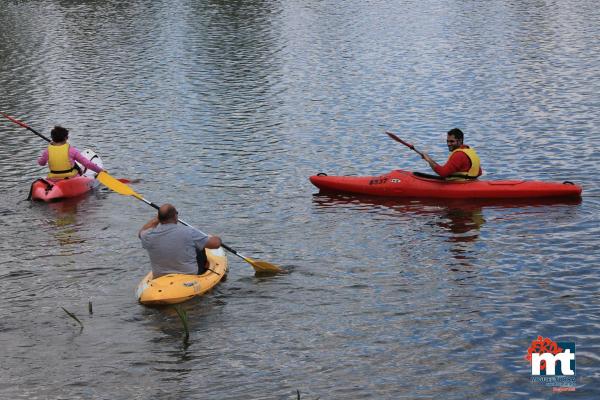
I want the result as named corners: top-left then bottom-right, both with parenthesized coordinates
top-left (96, 171), bottom-right (283, 274)
top-left (2, 112), bottom-right (51, 142)
top-left (385, 131), bottom-right (426, 159)
top-left (2, 112), bottom-right (130, 183)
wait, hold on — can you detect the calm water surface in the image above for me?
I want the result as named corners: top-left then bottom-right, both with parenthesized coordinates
top-left (1, 0), bottom-right (599, 399)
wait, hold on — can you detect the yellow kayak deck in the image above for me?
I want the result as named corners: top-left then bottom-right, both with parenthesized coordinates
top-left (136, 247), bottom-right (228, 305)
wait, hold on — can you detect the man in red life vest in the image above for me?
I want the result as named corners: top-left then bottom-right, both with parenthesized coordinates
top-left (421, 128), bottom-right (482, 180)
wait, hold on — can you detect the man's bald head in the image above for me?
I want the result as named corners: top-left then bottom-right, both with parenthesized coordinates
top-left (158, 203), bottom-right (178, 223)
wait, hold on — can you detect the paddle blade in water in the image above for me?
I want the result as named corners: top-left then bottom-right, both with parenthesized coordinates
top-left (245, 257), bottom-right (283, 273)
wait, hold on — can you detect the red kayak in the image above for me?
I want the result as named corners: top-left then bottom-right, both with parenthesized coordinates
top-left (309, 170), bottom-right (582, 200)
top-left (29, 149), bottom-right (102, 202)
top-left (30, 176), bottom-right (99, 202)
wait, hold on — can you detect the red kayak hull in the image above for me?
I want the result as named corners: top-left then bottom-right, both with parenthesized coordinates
top-left (309, 170), bottom-right (582, 200)
top-left (30, 176), bottom-right (98, 202)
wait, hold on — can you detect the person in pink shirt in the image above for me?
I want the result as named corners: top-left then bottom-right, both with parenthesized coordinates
top-left (37, 126), bottom-right (104, 179)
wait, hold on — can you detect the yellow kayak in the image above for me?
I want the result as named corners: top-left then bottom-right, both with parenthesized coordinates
top-left (136, 247), bottom-right (228, 305)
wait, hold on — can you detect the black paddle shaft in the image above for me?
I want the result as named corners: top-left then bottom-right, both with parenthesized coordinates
top-left (24, 125), bottom-right (51, 143)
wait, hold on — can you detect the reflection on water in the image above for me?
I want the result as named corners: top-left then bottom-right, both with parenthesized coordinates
top-left (311, 192), bottom-right (488, 234)
top-left (439, 207), bottom-right (485, 239)
top-left (44, 198), bottom-right (86, 247)
top-left (23, 190), bottom-right (110, 260)
top-left (311, 192), bottom-right (581, 234)
top-left (312, 192), bottom-right (584, 267)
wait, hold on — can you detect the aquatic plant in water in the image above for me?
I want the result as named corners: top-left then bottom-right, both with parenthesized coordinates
top-left (173, 305), bottom-right (189, 344)
top-left (61, 307), bottom-right (83, 329)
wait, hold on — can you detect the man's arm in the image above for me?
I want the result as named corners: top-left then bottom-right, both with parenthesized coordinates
top-left (204, 235), bottom-right (222, 249)
top-left (192, 228), bottom-right (222, 250)
top-left (433, 152), bottom-right (471, 178)
top-left (139, 217), bottom-right (159, 238)
top-left (422, 151), bottom-right (470, 178)
top-left (421, 152), bottom-right (439, 172)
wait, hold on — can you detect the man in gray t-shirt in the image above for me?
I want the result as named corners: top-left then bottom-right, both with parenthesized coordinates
top-left (139, 203), bottom-right (222, 278)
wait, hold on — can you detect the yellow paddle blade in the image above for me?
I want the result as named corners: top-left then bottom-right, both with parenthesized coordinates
top-left (97, 171), bottom-right (140, 198)
top-left (244, 257), bottom-right (283, 273)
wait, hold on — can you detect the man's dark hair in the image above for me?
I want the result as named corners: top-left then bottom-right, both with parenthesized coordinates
top-left (447, 128), bottom-right (464, 141)
top-left (50, 126), bottom-right (69, 142)
top-left (158, 205), bottom-right (177, 223)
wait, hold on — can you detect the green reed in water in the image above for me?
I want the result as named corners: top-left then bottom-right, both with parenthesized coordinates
top-left (173, 305), bottom-right (189, 344)
top-left (297, 390), bottom-right (319, 400)
top-left (61, 307), bottom-right (83, 329)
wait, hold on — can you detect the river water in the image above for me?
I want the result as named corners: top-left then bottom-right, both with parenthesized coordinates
top-left (1, 0), bottom-right (599, 399)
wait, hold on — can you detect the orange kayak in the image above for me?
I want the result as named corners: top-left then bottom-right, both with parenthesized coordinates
top-left (30, 176), bottom-right (98, 202)
top-left (309, 170), bottom-right (582, 200)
